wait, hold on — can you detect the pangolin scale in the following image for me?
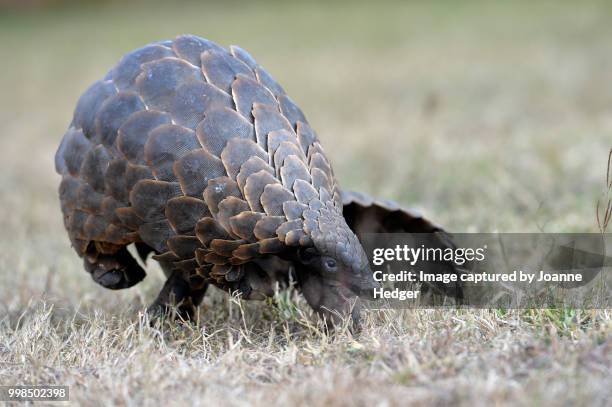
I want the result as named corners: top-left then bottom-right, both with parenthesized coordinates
top-left (55, 35), bottom-right (460, 323)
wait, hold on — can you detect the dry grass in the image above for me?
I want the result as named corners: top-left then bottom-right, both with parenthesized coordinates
top-left (2, 300), bottom-right (611, 406)
top-left (0, 1), bottom-right (611, 405)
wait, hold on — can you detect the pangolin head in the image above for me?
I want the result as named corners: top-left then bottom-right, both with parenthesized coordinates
top-left (297, 205), bottom-right (378, 297)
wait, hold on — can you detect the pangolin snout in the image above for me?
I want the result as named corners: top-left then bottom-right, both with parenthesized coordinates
top-left (351, 279), bottom-right (380, 299)
top-left (342, 266), bottom-right (380, 299)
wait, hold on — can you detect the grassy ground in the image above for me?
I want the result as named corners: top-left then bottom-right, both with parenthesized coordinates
top-left (0, 1), bottom-right (611, 405)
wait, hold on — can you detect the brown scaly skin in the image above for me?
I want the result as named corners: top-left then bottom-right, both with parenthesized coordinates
top-left (55, 35), bottom-right (460, 326)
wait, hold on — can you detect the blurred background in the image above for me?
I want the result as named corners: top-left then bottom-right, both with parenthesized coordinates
top-left (1, 4), bottom-right (610, 404)
top-left (1, 0), bottom-right (612, 303)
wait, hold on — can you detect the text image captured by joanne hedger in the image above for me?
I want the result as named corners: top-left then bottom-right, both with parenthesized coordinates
top-left (363, 233), bottom-right (612, 308)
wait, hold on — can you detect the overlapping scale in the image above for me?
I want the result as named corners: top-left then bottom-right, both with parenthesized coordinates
top-left (55, 35), bottom-right (349, 298)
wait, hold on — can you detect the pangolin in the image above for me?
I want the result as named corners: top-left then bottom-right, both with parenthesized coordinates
top-left (55, 35), bottom-right (459, 324)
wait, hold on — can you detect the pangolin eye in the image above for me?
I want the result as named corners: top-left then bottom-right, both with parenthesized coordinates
top-left (324, 259), bottom-right (337, 271)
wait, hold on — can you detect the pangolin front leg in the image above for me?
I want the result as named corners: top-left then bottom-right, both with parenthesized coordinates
top-left (84, 243), bottom-right (146, 290)
top-left (148, 264), bottom-right (208, 320)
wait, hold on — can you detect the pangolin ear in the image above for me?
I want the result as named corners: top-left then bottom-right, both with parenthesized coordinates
top-left (340, 190), bottom-right (444, 235)
top-left (297, 247), bottom-right (318, 264)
